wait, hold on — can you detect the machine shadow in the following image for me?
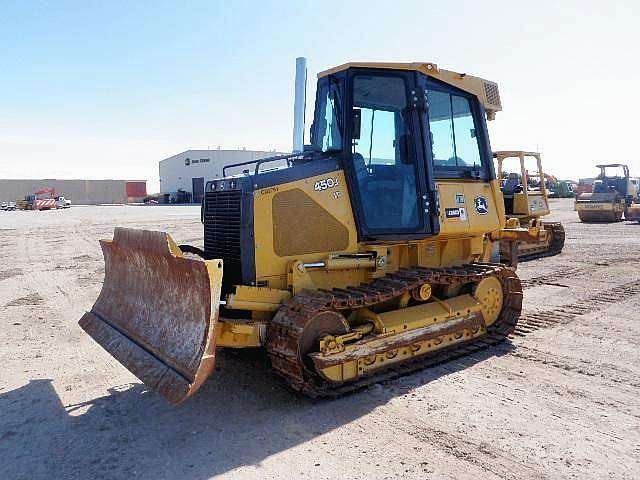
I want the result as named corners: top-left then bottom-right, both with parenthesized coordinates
top-left (0, 344), bottom-right (514, 479)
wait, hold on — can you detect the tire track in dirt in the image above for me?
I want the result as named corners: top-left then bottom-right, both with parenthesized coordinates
top-left (515, 279), bottom-right (640, 335)
top-left (520, 256), bottom-right (640, 289)
top-left (0, 268), bottom-right (23, 281)
top-left (520, 266), bottom-right (587, 288)
top-left (504, 345), bottom-right (640, 390)
top-left (391, 421), bottom-right (547, 479)
top-left (441, 351), bottom-right (640, 422)
top-left (4, 292), bottom-right (45, 307)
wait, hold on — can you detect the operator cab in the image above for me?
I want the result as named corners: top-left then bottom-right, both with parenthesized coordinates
top-left (311, 63), bottom-right (498, 240)
top-left (594, 164), bottom-right (631, 196)
top-left (493, 151), bottom-right (550, 218)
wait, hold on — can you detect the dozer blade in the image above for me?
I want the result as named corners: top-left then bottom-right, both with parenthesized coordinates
top-left (79, 228), bottom-right (223, 404)
top-left (506, 222), bottom-right (565, 263)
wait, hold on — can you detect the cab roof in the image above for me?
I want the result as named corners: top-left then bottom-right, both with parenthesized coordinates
top-left (596, 163), bottom-right (628, 168)
top-left (318, 62), bottom-right (502, 120)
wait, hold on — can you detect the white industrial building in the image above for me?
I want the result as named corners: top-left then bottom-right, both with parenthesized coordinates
top-left (159, 149), bottom-right (286, 203)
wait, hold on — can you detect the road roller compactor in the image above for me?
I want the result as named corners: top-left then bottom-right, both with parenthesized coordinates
top-left (494, 151), bottom-right (565, 264)
top-left (575, 164), bottom-right (639, 222)
top-left (80, 62), bottom-right (526, 403)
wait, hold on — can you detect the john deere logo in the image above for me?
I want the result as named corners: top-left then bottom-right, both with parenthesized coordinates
top-left (474, 196), bottom-right (488, 215)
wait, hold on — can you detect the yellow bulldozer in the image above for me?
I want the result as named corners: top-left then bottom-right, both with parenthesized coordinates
top-left (493, 151), bottom-right (565, 264)
top-left (80, 62), bottom-right (530, 403)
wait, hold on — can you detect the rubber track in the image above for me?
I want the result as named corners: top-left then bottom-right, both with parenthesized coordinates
top-left (266, 264), bottom-right (522, 398)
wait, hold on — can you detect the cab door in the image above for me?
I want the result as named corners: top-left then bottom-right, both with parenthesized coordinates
top-left (420, 75), bottom-right (502, 235)
top-left (345, 68), bottom-right (439, 240)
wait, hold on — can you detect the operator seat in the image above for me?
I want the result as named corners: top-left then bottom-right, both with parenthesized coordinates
top-left (502, 173), bottom-right (523, 196)
top-left (593, 180), bottom-right (606, 194)
top-left (352, 151), bottom-right (417, 229)
top-left (352, 152), bottom-right (368, 180)
top-left (502, 172), bottom-right (522, 215)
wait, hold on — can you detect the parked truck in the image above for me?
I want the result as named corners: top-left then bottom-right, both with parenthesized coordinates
top-left (33, 188), bottom-right (57, 210)
top-left (56, 196), bottom-right (72, 209)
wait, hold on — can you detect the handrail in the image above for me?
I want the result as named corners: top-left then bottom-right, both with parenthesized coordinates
top-left (221, 151), bottom-right (312, 177)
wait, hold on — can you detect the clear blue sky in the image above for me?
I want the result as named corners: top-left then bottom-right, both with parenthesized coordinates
top-left (1, 0), bottom-right (639, 192)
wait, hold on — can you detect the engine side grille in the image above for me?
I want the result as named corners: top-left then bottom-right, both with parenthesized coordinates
top-left (204, 190), bottom-right (243, 292)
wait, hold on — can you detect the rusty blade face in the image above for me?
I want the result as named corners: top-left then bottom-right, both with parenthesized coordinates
top-left (79, 228), bottom-right (223, 404)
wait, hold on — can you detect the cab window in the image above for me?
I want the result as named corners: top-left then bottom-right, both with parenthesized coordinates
top-left (313, 79), bottom-right (343, 152)
top-left (427, 90), bottom-right (482, 170)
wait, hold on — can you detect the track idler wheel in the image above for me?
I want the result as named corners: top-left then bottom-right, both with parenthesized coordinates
top-left (298, 310), bottom-right (349, 370)
top-left (473, 276), bottom-right (504, 326)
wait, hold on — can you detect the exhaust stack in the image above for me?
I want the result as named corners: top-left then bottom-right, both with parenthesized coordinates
top-left (292, 57), bottom-right (307, 153)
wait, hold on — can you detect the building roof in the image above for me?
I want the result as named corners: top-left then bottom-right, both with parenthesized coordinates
top-left (160, 149), bottom-right (283, 164)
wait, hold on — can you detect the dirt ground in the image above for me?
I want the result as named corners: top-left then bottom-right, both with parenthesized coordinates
top-left (1, 199), bottom-right (639, 480)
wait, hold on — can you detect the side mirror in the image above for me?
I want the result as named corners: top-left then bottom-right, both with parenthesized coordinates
top-left (352, 108), bottom-right (361, 140)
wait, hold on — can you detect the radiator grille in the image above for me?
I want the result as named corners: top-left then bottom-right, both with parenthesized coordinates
top-left (204, 190), bottom-right (242, 290)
